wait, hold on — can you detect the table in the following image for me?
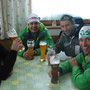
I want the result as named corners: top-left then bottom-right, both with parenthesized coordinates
top-left (0, 56), bottom-right (80, 90)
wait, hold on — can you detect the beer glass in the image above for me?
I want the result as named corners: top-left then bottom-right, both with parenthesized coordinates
top-left (47, 45), bottom-right (55, 65)
top-left (27, 40), bottom-right (34, 55)
top-left (7, 28), bottom-right (18, 41)
top-left (50, 54), bottom-right (60, 84)
top-left (40, 41), bottom-right (47, 61)
top-left (7, 28), bottom-right (24, 50)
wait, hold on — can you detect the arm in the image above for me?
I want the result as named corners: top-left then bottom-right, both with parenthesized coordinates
top-left (72, 66), bottom-right (90, 89)
top-left (0, 50), bottom-right (17, 80)
top-left (59, 60), bottom-right (72, 74)
top-left (70, 54), bottom-right (90, 89)
top-left (0, 38), bottom-right (23, 80)
top-left (17, 27), bottom-right (28, 57)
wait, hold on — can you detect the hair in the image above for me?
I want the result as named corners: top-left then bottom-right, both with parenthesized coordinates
top-left (60, 14), bottom-right (75, 24)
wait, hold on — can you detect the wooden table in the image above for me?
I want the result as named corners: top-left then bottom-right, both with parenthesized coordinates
top-left (0, 56), bottom-right (80, 90)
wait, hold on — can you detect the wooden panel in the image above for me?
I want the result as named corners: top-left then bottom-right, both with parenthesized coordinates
top-left (41, 19), bottom-right (90, 26)
top-left (41, 20), bottom-right (60, 26)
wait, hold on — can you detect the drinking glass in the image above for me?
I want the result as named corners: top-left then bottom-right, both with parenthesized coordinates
top-left (47, 45), bottom-right (55, 65)
top-left (50, 54), bottom-right (60, 84)
top-left (27, 40), bottom-right (34, 55)
top-left (7, 28), bottom-right (24, 50)
top-left (40, 41), bottom-right (47, 61)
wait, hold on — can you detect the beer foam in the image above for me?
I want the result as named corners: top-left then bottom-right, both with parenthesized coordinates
top-left (27, 44), bottom-right (34, 47)
top-left (40, 41), bottom-right (47, 45)
top-left (27, 40), bottom-right (34, 47)
top-left (50, 56), bottom-right (60, 64)
top-left (7, 29), bottom-right (17, 37)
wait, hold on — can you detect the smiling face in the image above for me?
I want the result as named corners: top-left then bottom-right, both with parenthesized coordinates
top-left (79, 37), bottom-right (90, 54)
top-left (60, 20), bottom-right (75, 36)
top-left (28, 21), bottom-right (40, 32)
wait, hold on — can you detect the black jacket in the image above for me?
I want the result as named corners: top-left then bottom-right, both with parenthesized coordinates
top-left (0, 44), bottom-right (17, 84)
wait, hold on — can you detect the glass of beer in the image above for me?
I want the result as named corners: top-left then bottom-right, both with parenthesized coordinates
top-left (27, 40), bottom-right (34, 55)
top-left (40, 41), bottom-right (47, 62)
top-left (47, 45), bottom-right (55, 65)
top-left (7, 28), bottom-right (24, 50)
top-left (50, 55), bottom-right (60, 84)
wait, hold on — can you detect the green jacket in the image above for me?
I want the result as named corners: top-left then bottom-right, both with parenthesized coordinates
top-left (17, 23), bottom-right (54, 57)
top-left (59, 53), bottom-right (90, 89)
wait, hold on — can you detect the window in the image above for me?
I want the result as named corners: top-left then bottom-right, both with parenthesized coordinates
top-left (32, 0), bottom-right (90, 20)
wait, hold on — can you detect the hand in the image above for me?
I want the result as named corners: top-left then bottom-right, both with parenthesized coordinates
top-left (12, 38), bottom-right (23, 51)
top-left (46, 52), bottom-right (50, 62)
top-left (65, 57), bottom-right (72, 61)
top-left (70, 57), bottom-right (78, 68)
top-left (23, 50), bottom-right (34, 60)
top-left (48, 69), bottom-right (60, 78)
top-left (46, 51), bottom-right (56, 62)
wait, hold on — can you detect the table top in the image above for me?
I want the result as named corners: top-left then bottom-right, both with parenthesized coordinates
top-left (0, 56), bottom-right (80, 90)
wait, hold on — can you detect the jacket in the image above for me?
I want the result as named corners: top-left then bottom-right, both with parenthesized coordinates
top-left (55, 28), bottom-right (80, 57)
top-left (59, 53), bottom-right (90, 89)
top-left (0, 44), bottom-right (17, 84)
top-left (17, 23), bottom-right (54, 57)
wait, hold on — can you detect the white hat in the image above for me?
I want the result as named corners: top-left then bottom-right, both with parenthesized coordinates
top-left (79, 26), bottom-right (90, 39)
top-left (27, 13), bottom-right (40, 24)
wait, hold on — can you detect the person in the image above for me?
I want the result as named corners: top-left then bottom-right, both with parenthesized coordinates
top-left (58, 16), bottom-right (84, 38)
top-left (0, 25), bottom-right (23, 84)
top-left (17, 13), bottom-right (54, 60)
top-left (48, 26), bottom-right (90, 89)
top-left (47, 14), bottom-right (82, 61)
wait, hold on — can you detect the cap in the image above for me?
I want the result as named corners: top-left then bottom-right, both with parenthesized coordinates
top-left (27, 13), bottom-right (40, 24)
top-left (79, 26), bottom-right (90, 39)
top-left (60, 14), bottom-right (74, 23)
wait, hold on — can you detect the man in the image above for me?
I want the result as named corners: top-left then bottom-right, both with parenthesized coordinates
top-left (49, 26), bottom-right (90, 89)
top-left (0, 25), bottom-right (23, 84)
top-left (17, 13), bottom-right (54, 60)
top-left (54, 14), bottom-right (81, 60)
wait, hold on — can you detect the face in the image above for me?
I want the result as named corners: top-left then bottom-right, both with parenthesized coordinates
top-left (60, 20), bottom-right (75, 35)
top-left (80, 37), bottom-right (90, 54)
top-left (28, 21), bottom-right (40, 32)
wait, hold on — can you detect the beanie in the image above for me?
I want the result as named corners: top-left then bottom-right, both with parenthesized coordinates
top-left (79, 26), bottom-right (90, 39)
top-left (27, 13), bottom-right (40, 24)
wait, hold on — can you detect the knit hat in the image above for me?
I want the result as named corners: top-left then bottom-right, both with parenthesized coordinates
top-left (79, 26), bottom-right (90, 39)
top-left (60, 14), bottom-right (74, 24)
top-left (27, 13), bottom-right (40, 24)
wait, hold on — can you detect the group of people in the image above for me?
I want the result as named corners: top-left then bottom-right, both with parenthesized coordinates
top-left (0, 13), bottom-right (90, 89)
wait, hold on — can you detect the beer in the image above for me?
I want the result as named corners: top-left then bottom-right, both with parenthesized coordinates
top-left (7, 29), bottom-right (25, 50)
top-left (50, 55), bottom-right (60, 84)
top-left (10, 36), bottom-right (18, 41)
top-left (28, 46), bottom-right (34, 55)
top-left (51, 64), bottom-right (59, 84)
top-left (47, 46), bottom-right (55, 65)
top-left (10, 36), bottom-right (24, 50)
top-left (27, 40), bottom-right (34, 55)
top-left (40, 41), bottom-right (47, 61)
